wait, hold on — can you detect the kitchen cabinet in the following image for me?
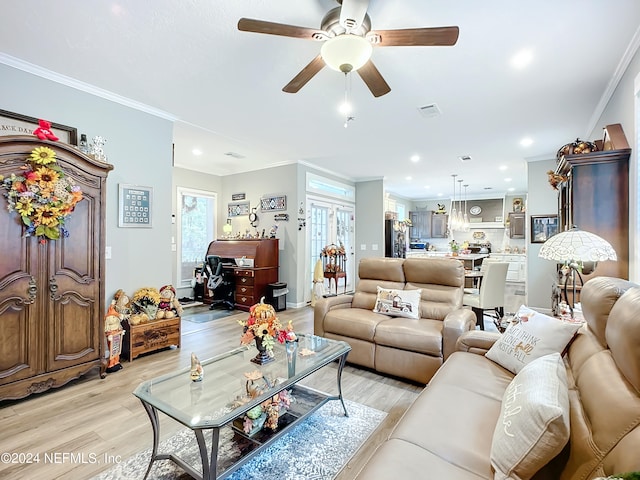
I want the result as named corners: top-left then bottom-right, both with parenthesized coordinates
top-left (0, 136), bottom-right (112, 401)
top-left (508, 212), bottom-right (525, 239)
top-left (490, 254), bottom-right (526, 282)
top-left (409, 211), bottom-right (431, 239)
top-left (555, 123), bottom-right (630, 279)
top-left (430, 214), bottom-right (449, 238)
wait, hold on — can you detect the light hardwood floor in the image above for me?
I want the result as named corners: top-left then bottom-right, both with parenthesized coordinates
top-left (0, 305), bottom-right (422, 480)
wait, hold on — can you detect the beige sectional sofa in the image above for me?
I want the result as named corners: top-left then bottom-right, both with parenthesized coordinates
top-left (355, 276), bottom-right (640, 479)
top-left (314, 256), bottom-right (477, 384)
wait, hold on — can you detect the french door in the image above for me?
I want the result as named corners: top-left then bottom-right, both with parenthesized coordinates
top-left (306, 197), bottom-right (355, 302)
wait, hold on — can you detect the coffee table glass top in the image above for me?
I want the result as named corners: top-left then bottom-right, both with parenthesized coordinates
top-left (133, 334), bottom-right (350, 429)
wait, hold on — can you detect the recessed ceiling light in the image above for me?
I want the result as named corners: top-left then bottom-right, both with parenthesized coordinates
top-left (410, 155), bottom-right (420, 162)
top-left (511, 49), bottom-right (533, 69)
top-left (508, 187), bottom-right (515, 192)
top-left (192, 148), bottom-right (203, 156)
top-left (424, 185), bottom-right (431, 189)
top-left (405, 176), bottom-right (412, 181)
top-left (437, 192), bottom-right (443, 197)
top-left (499, 165), bottom-right (508, 171)
top-left (520, 137), bottom-right (533, 147)
top-left (505, 178), bottom-right (512, 182)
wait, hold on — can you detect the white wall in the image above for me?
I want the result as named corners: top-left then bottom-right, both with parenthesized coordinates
top-left (355, 179), bottom-right (385, 266)
top-left (0, 64), bottom-right (174, 300)
top-left (526, 159), bottom-right (559, 309)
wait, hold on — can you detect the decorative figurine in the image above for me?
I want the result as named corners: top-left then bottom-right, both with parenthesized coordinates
top-left (32, 119), bottom-right (59, 142)
top-left (104, 302), bottom-right (125, 373)
top-left (90, 136), bottom-right (107, 161)
top-left (157, 284), bottom-right (183, 319)
top-left (190, 352), bottom-right (204, 382)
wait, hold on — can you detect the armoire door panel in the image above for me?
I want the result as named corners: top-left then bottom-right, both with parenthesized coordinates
top-left (47, 290), bottom-right (99, 371)
top-left (0, 302), bottom-right (41, 385)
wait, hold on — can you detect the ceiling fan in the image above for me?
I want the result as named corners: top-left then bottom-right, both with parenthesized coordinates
top-left (238, 0), bottom-right (459, 97)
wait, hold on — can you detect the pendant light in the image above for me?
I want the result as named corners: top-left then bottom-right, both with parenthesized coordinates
top-left (462, 184), bottom-right (470, 232)
top-left (457, 179), bottom-right (465, 230)
top-left (449, 174), bottom-right (458, 231)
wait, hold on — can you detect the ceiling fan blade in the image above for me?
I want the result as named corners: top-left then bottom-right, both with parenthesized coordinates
top-left (369, 26), bottom-right (459, 47)
top-left (357, 60), bottom-right (391, 97)
top-left (340, 0), bottom-right (370, 30)
top-left (283, 55), bottom-right (326, 93)
top-left (238, 18), bottom-right (325, 40)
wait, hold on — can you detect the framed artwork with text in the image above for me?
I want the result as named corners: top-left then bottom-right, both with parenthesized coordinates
top-left (0, 109), bottom-right (78, 145)
top-left (119, 184), bottom-right (153, 228)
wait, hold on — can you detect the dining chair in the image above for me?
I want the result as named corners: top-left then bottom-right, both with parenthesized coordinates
top-left (463, 257), bottom-right (497, 295)
top-left (462, 262), bottom-right (509, 330)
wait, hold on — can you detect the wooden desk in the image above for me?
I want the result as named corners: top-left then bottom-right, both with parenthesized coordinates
top-left (206, 239), bottom-right (279, 311)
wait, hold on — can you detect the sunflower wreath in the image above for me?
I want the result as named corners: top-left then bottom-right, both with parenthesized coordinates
top-left (0, 146), bottom-right (83, 243)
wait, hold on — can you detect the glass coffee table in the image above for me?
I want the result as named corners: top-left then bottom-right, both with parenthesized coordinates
top-left (133, 334), bottom-right (351, 480)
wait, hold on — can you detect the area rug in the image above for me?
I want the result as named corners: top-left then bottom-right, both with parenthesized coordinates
top-left (182, 309), bottom-right (236, 324)
top-left (93, 400), bottom-right (385, 480)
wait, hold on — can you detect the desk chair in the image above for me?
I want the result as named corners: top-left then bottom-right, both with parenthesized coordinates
top-left (205, 255), bottom-right (235, 310)
top-left (462, 262), bottom-right (509, 330)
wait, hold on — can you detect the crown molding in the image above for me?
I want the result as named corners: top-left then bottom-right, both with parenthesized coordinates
top-left (585, 24), bottom-right (640, 137)
top-left (0, 53), bottom-right (177, 121)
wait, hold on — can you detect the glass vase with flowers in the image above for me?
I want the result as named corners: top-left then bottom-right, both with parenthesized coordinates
top-left (239, 297), bottom-right (295, 364)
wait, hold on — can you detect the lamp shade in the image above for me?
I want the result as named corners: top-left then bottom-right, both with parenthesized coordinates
top-left (321, 34), bottom-right (373, 72)
top-left (538, 228), bottom-right (617, 263)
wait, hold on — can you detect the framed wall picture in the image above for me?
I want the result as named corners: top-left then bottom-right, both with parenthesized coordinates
top-left (119, 184), bottom-right (153, 228)
top-left (228, 201), bottom-right (250, 217)
top-left (0, 109), bottom-right (78, 145)
top-left (530, 214), bottom-right (558, 243)
top-left (260, 194), bottom-right (287, 212)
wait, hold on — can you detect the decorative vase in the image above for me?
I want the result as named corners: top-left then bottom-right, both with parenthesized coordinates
top-left (286, 339), bottom-right (298, 377)
top-left (251, 336), bottom-right (274, 365)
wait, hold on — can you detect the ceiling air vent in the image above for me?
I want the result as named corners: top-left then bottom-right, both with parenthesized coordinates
top-left (224, 152), bottom-right (245, 159)
top-left (459, 155), bottom-right (472, 162)
top-left (417, 103), bottom-right (441, 118)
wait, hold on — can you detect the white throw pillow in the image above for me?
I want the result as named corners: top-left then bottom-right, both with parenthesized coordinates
top-left (485, 305), bottom-right (581, 374)
top-left (373, 286), bottom-right (421, 319)
top-left (491, 352), bottom-right (570, 480)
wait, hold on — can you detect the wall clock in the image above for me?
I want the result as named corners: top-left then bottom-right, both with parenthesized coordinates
top-left (469, 205), bottom-right (482, 215)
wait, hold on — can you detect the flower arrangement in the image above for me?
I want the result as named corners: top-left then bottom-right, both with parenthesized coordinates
top-left (0, 146), bottom-right (83, 243)
top-left (320, 243), bottom-right (346, 258)
top-left (239, 298), bottom-right (295, 356)
top-left (449, 239), bottom-right (460, 253)
top-left (234, 371), bottom-right (294, 435)
top-left (132, 287), bottom-right (161, 320)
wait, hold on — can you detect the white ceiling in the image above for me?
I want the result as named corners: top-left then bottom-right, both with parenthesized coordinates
top-left (2, 0), bottom-right (639, 199)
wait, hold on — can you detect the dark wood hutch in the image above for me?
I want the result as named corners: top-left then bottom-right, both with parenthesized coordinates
top-left (205, 238), bottom-right (279, 311)
top-left (554, 123), bottom-right (630, 280)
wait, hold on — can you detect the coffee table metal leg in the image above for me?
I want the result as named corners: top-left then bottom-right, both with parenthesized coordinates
top-left (193, 428), bottom-right (219, 480)
top-left (140, 400), bottom-right (160, 480)
top-left (336, 351), bottom-right (349, 417)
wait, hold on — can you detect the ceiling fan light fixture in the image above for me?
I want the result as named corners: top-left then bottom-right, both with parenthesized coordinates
top-left (321, 34), bottom-right (372, 72)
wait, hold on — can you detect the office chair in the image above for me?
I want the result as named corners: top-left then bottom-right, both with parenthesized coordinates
top-left (205, 255), bottom-right (235, 310)
top-left (462, 262), bottom-right (509, 330)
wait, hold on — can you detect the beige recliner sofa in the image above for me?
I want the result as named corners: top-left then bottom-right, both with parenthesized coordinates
top-left (354, 276), bottom-right (640, 479)
top-left (314, 256), bottom-right (477, 384)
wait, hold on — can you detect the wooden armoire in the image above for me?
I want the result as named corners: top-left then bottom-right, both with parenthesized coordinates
top-left (0, 136), bottom-right (113, 401)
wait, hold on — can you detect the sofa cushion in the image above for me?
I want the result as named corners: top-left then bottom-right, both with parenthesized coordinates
top-left (485, 306), bottom-right (581, 374)
top-left (373, 286), bottom-right (421, 319)
top-left (490, 352), bottom-right (570, 480)
top-left (374, 318), bottom-right (443, 356)
top-left (389, 352), bottom-right (513, 478)
top-left (323, 307), bottom-right (386, 341)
